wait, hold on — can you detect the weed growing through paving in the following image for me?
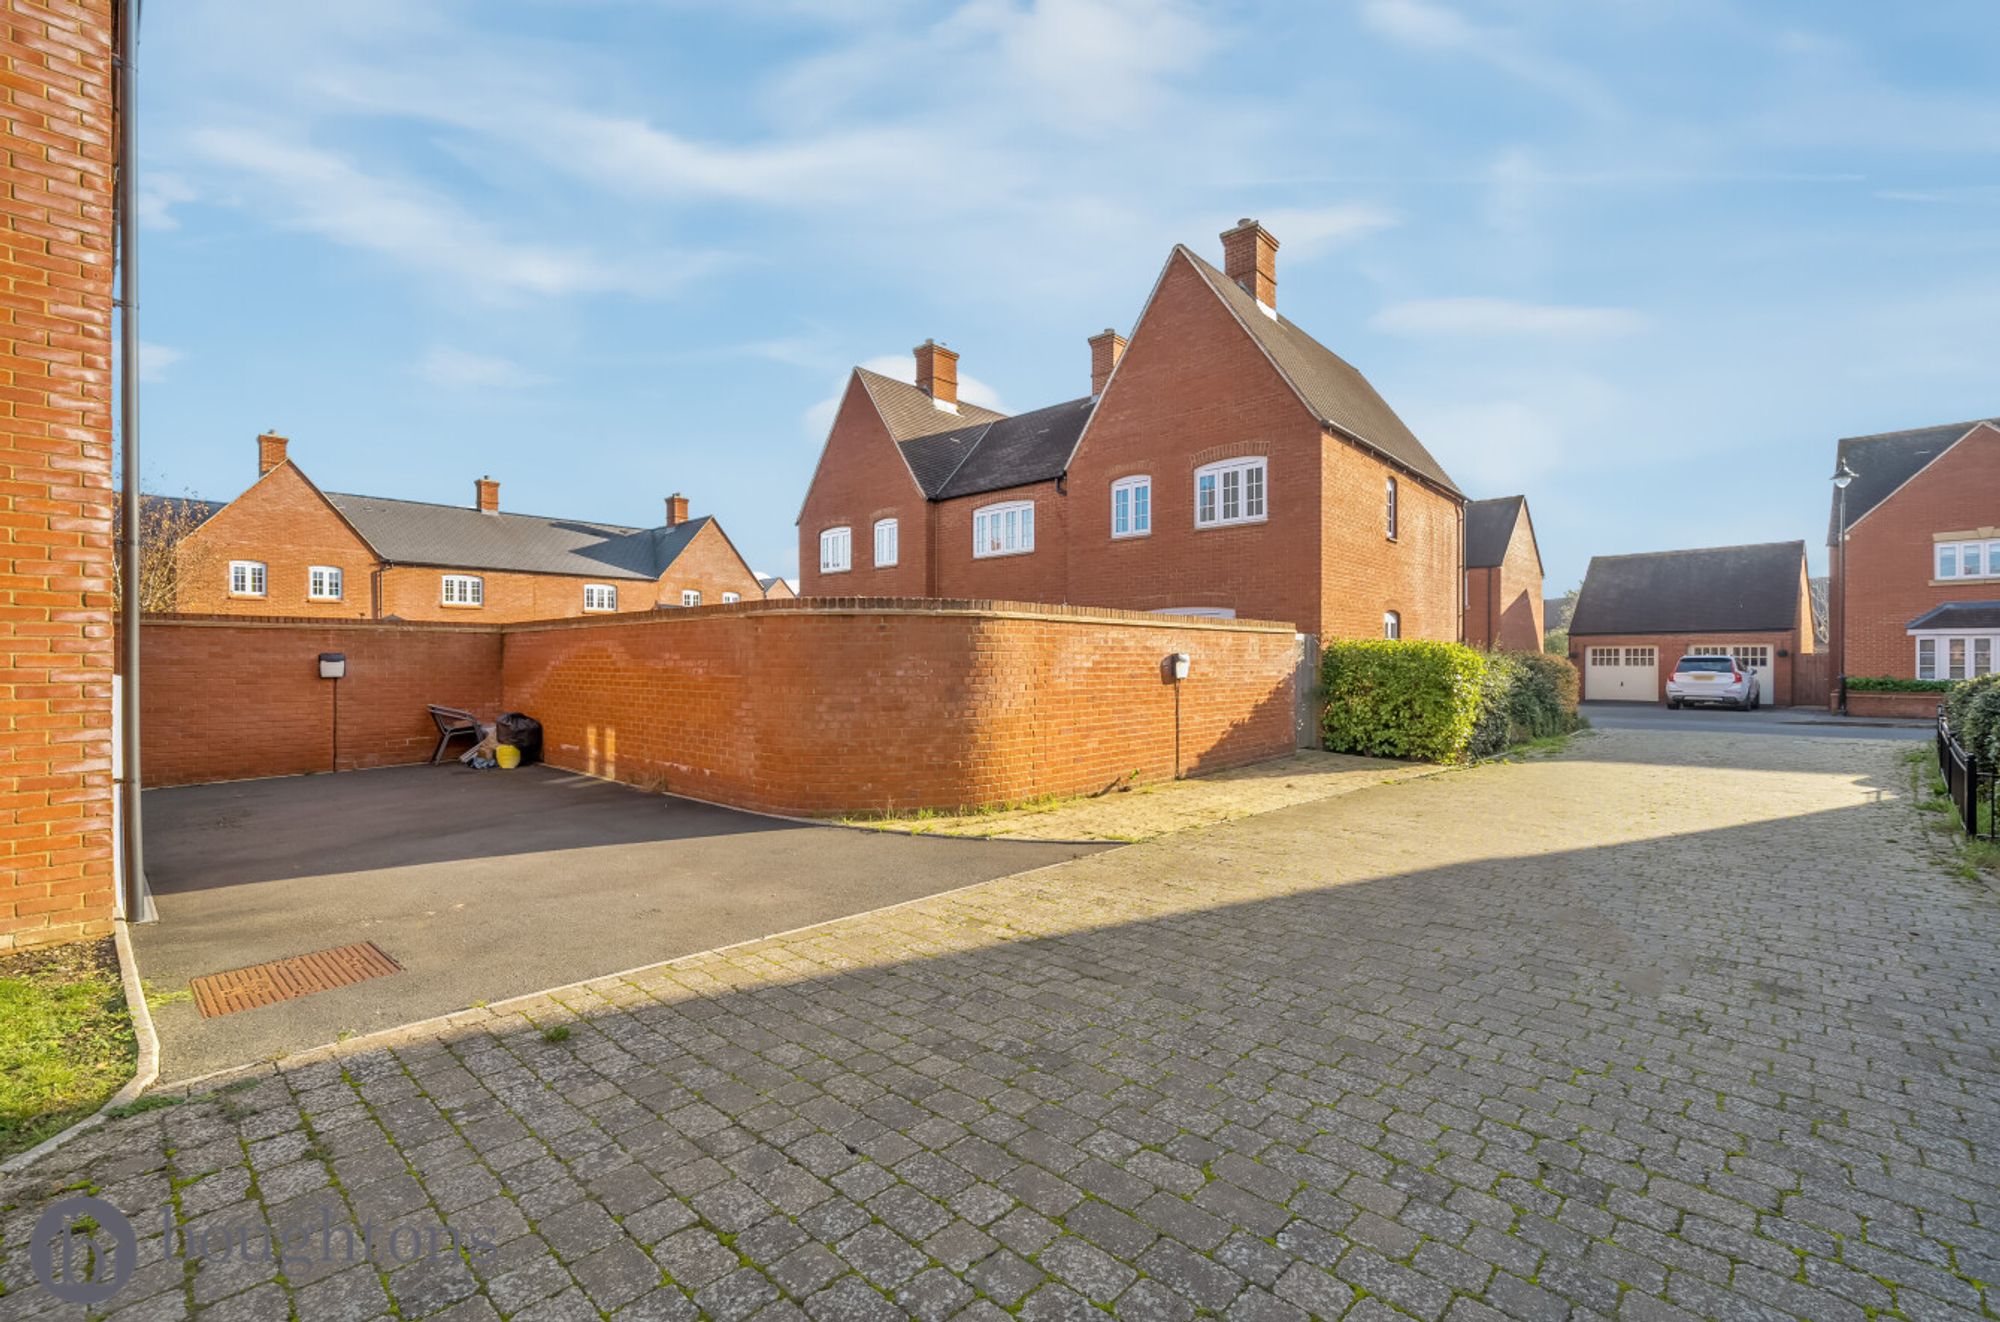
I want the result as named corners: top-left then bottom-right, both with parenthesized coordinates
top-left (0, 937), bottom-right (135, 1159)
top-left (541, 1024), bottom-right (571, 1043)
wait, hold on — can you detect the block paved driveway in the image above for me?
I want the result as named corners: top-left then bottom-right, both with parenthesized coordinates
top-left (7, 729), bottom-right (1998, 1322)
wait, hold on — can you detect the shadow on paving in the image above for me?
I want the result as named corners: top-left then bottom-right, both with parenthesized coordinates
top-left (9, 738), bottom-right (1994, 1322)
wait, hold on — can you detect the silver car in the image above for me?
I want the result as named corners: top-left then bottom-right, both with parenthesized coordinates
top-left (1666, 654), bottom-right (1759, 710)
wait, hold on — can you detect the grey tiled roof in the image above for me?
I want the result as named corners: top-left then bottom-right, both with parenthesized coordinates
top-left (1828, 419), bottom-right (1997, 544)
top-left (1908, 601), bottom-right (2000, 632)
top-left (1465, 496), bottom-right (1525, 568)
top-left (323, 492), bottom-right (711, 580)
top-left (1179, 248), bottom-right (1462, 496)
top-left (1571, 541), bottom-right (1807, 636)
top-left (856, 368), bottom-right (1007, 443)
top-left (898, 397), bottom-right (1095, 501)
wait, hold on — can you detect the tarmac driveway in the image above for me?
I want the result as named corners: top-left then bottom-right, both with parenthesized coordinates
top-left (134, 764), bottom-right (1105, 1082)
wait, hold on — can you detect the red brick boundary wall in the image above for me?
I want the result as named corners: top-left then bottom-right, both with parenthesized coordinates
top-left (138, 617), bottom-right (502, 786)
top-left (0, 0), bottom-right (117, 952)
top-left (1846, 690), bottom-right (1943, 721)
top-left (136, 599), bottom-right (1299, 814)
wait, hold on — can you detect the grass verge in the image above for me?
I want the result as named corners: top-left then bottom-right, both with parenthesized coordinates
top-left (0, 937), bottom-right (136, 1161)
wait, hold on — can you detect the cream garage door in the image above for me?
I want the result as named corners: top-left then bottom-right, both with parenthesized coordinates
top-left (1585, 645), bottom-right (1658, 702)
top-left (1692, 644), bottom-right (1773, 702)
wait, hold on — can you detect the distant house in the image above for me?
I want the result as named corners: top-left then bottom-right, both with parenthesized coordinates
top-left (1827, 419), bottom-right (2000, 682)
top-left (759, 575), bottom-right (797, 600)
top-left (1463, 496), bottom-right (1543, 651)
top-left (1568, 541), bottom-right (1815, 704)
top-left (175, 433), bottom-right (764, 621)
top-left (796, 218), bottom-right (1476, 641)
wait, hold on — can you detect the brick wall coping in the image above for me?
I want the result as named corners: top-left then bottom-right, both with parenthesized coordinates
top-left (144, 597), bottom-right (1299, 637)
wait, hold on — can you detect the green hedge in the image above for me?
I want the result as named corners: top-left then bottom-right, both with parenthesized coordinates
top-left (1322, 641), bottom-right (1582, 763)
top-left (1848, 675), bottom-right (1956, 693)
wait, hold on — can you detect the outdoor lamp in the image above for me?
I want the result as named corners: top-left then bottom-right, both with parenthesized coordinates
top-left (318, 652), bottom-right (347, 679)
top-left (1831, 458), bottom-right (1855, 489)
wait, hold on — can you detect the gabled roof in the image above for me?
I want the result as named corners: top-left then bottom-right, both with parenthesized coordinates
top-left (855, 367), bottom-right (1007, 443)
top-left (1908, 601), bottom-right (2000, 632)
top-left (1829, 419), bottom-right (1998, 544)
top-left (1178, 248), bottom-right (1461, 496)
top-left (323, 491), bottom-right (714, 581)
top-left (1465, 496), bottom-right (1527, 568)
top-left (898, 396), bottom-right (1095, 500)
top-left (1570, 540), bottom-right (1807, 636)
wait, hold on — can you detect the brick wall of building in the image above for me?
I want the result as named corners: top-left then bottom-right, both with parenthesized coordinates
top-left (1467, 514), bottom-right (1545, 652)
top-left (797, 375), bottom-right (934, 598)
top-left (1319, 438), bottom-right (1461, 643)
top-left (176, 463), bottom-right (378, 617)
top-left (931, 479), bottom-right (1069, 603)
top-left (137, 616), bottom-right (502, 786)
top-left (1567, 629), bottom-right (1804, 706)
top-left (0, 0), bottom-right (116, 950)
top-left (136, 601), bottom-right (1297, 813)
top-left (1835, 424), bottom-right (2000, 679)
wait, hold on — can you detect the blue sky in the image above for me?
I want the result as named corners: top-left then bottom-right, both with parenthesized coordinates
top-left (135, 0), bottom-right (1998, 590)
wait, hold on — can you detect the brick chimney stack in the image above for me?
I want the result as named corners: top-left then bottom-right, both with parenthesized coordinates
top-left (1088, 328), bottom-right (1127, 396)
top-left (1221, 218), bottom-right (1279, 310)
top-left (665, 493), bottom-right (689, 527)
top-left (257, 431), bottom-right (289, 475)
top-left (913, 339), bottom-right (958, 408)
top-left (476, 476), bottom-right (500, 514)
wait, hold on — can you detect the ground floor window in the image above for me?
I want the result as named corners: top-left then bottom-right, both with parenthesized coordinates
top-left (583, 583), bottom-right (617, 611)
top-left (307, 565), bottom-right (342, 601)
top-left (1916, 634), bottom-right (1999, 680)
top-left (682, 589), bottom-right (702, 607)
top-left (1688, 644), bottom-right (1771, 669)
top-left (441, 574), bottom-right (483, 606)
top-left (1383, 610), bottom-right (1400, 639)
top-left (973, 500), bottom-right (1034, 557)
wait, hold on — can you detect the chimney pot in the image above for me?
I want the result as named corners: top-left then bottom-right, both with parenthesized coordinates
top-left (665, 492), bottom-right (689, 527)
top-left (913, 339), bottom-right (959, 408)
top-left (1220, 218), bottom-right (1280, 310)
top-left (475, 476), bottom-right (500, 514)
top-left (256, 431), bottom-right (289, 476)
top-left (1087, 328), bottom-right (1127, 397)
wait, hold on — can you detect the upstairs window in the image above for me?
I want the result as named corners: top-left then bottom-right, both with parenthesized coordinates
top-left (1112, 476), bottom-right (1151, 538)
top-left (820, 526), bottom-right (852, 574)
top-left (307, 566), bottom-right (342, 601)
top-left (973, 501), bottom-right (1035, 557)
top-left (228, 560), bottom-right (266, 597)
top-left (583, 583), bottom-right (617, 612)
top-left (874, 518), bottom-right (899, 567)
top-left (441, 574), bottom-right (483, 607)
top-left (682, 589), bottom-right (702, 607)
top-left (1385, 476), bottom-right (1398, 540)
top-left (1384, 610), bottom-right (1401, 640)
top-left (1937, 538), bottom-right (2000, 580)
top-left (1194, 458), bottom-right (1266, 528)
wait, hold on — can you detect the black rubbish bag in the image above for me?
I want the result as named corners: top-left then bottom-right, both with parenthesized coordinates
top-left (495, 712), bottom-right (543, 765)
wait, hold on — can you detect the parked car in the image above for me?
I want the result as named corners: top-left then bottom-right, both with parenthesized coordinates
top-left (1667, 654), bottom-right (1759, 710)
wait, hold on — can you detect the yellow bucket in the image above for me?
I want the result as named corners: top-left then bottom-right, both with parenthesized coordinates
top-left (495, 744), bottom-right (521, 770)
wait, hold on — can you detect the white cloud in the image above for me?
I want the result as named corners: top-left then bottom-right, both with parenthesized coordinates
top-left (1255, 204), bottom-right (1398, 259)
top-left (135, 173), bottom-right (198, 230)
top-left (417, 347), bottom-right (545, 390)
top-left (137, 342), bottom-right (183, 383)
top-left (1373, 297), bottom-right (1648, 338)
top-left (1359, 0), bottom-right (1619, 119)
top-left (186, 127), bottom-right (680, 300)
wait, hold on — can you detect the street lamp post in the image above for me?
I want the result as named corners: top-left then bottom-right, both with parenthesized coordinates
top-left (1831, 457), bottom-right (1856, 715)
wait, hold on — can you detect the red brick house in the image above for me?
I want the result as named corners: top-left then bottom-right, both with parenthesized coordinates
top-left (1568, 541), bottom-right (1816, 705)
top-left (176, 435), bottom-right (770, 622)
top-left (1827, 419), bottom-right (2000, 684)
top-left (1464, 496), bottom-right (1544, 651)
top-left (796, 220), bottom-right (1476, 641)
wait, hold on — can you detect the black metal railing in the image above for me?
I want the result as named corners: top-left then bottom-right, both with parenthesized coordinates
top-left (1936, 708), bottom-right (1996, 839)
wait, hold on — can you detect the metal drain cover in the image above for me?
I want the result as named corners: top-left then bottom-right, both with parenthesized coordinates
top-left (190, 942), bottom-right (402, 1018)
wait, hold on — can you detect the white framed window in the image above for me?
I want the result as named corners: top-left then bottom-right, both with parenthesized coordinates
top-left (1383, 610), bottom-right (1400, 639)
top-left (874, 518), bottom-right (899, 567)
top-left (1687, 645), bottom-right (1772, 670)
top-left (1112, 476), bottom-right (1151, 538)
top-left (1587, 647), bottom-right (1619, 667)
top-left (1194, 457), bottom-right (1267, 528)
top-left (228, 560), bottom-right (266, 597)
top-left (819, 526), bottom-right (852, 574)
top-left (1915, 634), bottom-right (2000, 680)
top-left (1935, 538), bottom-right (2000, 580)
top-left (722, 592), bottom-right (741, 604)
top-left (583, 583), bottom-right (617, 612)
top-left (441, 574), bottom-right (483, 607)
top-left (973, 501), bottom-right (1035, 557)
top-left (307, 565), bottom-right (342, 601)
top-left (1919, 638), bottom-right (1937, 680)
top-left (1385, 476), bottom-right (1398, 540)
top-left (682, 589), bottom-right (702, 607)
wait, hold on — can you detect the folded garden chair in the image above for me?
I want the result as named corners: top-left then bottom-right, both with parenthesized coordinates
top-left (427, 705), bottom-right (483, 764)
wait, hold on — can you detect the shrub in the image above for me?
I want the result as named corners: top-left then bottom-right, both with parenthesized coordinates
top-left (1853, 675), bottom-right (1960, 695)
top-left (1966, 683), bottom-right (2000, 767)
top-left (1322, 640), bottom-right (1487, 762)
top-left (1943, 674), bottom-right (1995, 733)
top-left (1507, 651), bottom-right (1582, 739)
